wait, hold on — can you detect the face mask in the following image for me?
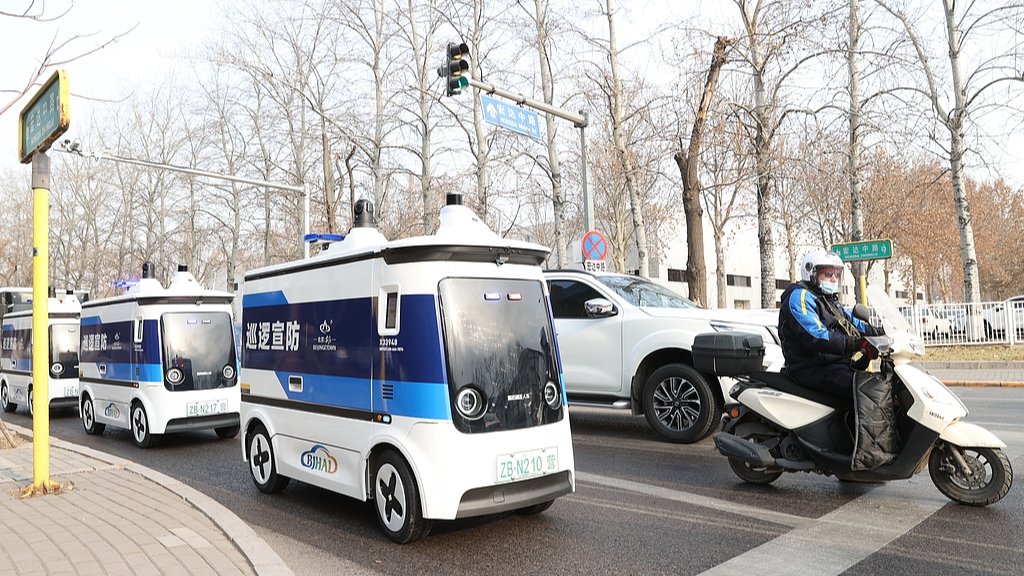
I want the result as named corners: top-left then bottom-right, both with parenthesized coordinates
top-left (820, 280), bottom-right (839, 295)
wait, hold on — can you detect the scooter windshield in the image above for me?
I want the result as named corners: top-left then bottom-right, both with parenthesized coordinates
top-left (866, 285), bottom-right (913, 336)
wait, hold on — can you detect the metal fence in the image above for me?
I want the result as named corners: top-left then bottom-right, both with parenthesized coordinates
top-left (898, 299), bottom-right (1024, 347)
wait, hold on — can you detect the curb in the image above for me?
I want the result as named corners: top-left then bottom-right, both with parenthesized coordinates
top-left (6, 423), bottom-right (293, 576)
top-left (940, 381), bottom-right (1024, 388)
top-left (919, 361), bottom-right (1024, 370)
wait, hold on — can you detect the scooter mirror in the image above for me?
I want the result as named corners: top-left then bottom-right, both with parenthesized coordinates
top-left (852, 303), bottom-right (873, 322)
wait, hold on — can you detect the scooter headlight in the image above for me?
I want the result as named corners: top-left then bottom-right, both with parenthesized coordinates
top-left (51, 362), bottom-right (64, 375)
top-left (166, 367), bottom-right (184, 385)
top-left (543, 380), bottom-right (562, 409)
top-left (222, 365), bottom-right (236, 380)
top-left (456, 386), bottom-right (486, 420)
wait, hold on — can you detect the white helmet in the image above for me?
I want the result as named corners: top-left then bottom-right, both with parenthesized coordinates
top-left (801, 249), bottom-right (845, 289)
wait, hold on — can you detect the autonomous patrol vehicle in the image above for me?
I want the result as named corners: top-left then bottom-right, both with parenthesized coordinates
top-left (78, 263), bottom-right (240, 448)
top-left (1, 290), bottom-right (83, 415)
top-left (240, 195), bottom-right (575, 543)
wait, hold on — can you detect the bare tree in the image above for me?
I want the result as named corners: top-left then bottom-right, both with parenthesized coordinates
top-left (874, 0), bottom-right (1024, 307)
top-left (673, 36), bottom-right (733, 306)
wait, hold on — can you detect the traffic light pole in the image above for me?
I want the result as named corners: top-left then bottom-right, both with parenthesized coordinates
top-left (55, 141), bottom-right (311, 259)
top-left (465, 78), bottom-right (594, 232)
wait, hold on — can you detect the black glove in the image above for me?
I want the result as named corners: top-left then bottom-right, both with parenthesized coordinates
top-left (849, 337), bottom-right (877, 370)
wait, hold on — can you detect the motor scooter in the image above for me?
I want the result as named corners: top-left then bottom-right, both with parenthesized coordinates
top-left (702, 285), bottom-right (1012, 506)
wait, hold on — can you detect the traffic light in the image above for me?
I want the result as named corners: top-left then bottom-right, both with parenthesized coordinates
top-left (438, 42), bottom-right (470, 97)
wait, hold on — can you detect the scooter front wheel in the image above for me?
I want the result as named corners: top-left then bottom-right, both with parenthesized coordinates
top-left (928, 444), bottom-right (1012, 506)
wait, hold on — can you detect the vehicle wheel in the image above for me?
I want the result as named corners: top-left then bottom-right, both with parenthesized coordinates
top-left (2, 382), bottom-right (17, 413)
top-left (726, 422), bottom-right (784, 485)
top-left (928, 444), bottom-right (1012, 506)
top-left (373, 450), bottom-right (432, 543)
top-left (81, 395), bottom-right (105, 435)
top-left (983, 321), bottom-right (994, 339)
top-left (247, 423), bottom-right (290, 493)
top-left (516, 500), bottom-right (554, 515)
top-left (641, 363), bottom-right (719, 444)
top-left (130, 401), bottom-right (162, 448)
top-left (28, 387), bottom-right (34, 417)
top-left (215, 425), bottom-right (240, 439)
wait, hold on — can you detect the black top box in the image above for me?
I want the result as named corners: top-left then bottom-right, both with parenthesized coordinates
top-left (692, 331), bottom-right (765, 376)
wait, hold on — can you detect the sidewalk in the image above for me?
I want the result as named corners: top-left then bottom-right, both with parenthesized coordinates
top-left (918, 361), bottom-right (1024, 388)
top-left (0, 423), bottom-right (293, 576)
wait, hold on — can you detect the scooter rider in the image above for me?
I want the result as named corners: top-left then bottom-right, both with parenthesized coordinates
top-left (778, 249), bottom-right (882, 398)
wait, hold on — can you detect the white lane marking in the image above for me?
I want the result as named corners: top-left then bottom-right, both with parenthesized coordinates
top-left (698, 474), bottom-right (946, 576)
top-left (576, 471), bottom-right (814, 529)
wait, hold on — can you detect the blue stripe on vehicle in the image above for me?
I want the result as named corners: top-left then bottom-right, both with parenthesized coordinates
top-left (273, 372), bottom-right (451, 420)
top-left (244, 291), bottom-right (289, 308)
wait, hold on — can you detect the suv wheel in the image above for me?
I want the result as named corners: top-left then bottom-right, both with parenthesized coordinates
top-left (642, 363), bottom-right (719, 444)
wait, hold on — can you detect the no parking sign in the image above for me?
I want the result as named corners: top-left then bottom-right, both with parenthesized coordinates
top-left (582, 231), bottom-right (607, 272)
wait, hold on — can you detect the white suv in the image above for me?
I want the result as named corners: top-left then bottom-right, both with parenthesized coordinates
top-left (545, 270), bottom-right (783, 443)
top-left (982, 295), bottom-right (1024, 339)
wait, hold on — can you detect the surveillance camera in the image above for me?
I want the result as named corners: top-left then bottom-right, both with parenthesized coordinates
top-left (70, 139), bottom-right (82, 152)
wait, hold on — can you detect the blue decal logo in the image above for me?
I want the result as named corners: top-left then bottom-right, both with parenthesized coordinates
top-left (104, 403), bottom-right (121, 419)
top-left (300, 444), bottom-right (338, 474)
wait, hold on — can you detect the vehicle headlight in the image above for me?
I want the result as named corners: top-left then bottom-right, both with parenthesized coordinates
top-left (166, 367), bottom-right (184, 384)
top-left (222, 365), bottom-right (236, 380)
top-left (51, 362), bottom-right (64, 375)
top-left (455, 386), bottom-right (486, 420)
top-left (543, 380), bottom-right (562, 409)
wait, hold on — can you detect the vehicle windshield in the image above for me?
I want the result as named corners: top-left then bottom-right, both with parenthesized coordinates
top-left (49, 323), bottom-right (79, 379)
top-left (597, 275), bottom-right (700, 309)
top-left (160, 312), bottom-right (237, 391)
top-left (439, 278), bottom-right (563, 433)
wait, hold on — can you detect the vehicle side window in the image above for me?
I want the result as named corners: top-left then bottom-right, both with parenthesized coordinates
top-left (548, 279), bottom-right (603, 319)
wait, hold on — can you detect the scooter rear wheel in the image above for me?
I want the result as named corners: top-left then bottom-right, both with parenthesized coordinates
top-left (928, 444), bottom-right (1012, 506)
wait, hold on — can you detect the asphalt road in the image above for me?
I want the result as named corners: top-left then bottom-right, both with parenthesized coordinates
top-left (5, 386), bottom-right (1023, 575)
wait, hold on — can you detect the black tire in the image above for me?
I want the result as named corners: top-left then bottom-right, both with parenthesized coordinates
top-left (516, 500), bottom-right (555, 515)
top-left (81, 395), bottom-right (106, 435)
top-left (130, 401), bottom-right (162, 448)
top-left (215, 425), bottom-right (240, 439)
top-left (0, 382), bottom-right (14, 413)
top-left (983, 321), bottom-right (995, 339)
top-left (373, 450), bottom-right (431, 544)
top-left (641, 363), bottom-right (719, 443)
top-left (247, 423), bottom-right (290, 493)
top-left (929, 444), bottom-right (1012, 506)
top-left (726, 422), bottom-right (784, 485)
top-left (28, 387), bottom-right (34, 417)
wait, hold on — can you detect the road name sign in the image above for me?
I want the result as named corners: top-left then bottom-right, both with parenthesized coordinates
top-left (19, 70), bottom-right (70, 163)
top-left (830, 239), bottom-right (893, 262)
top-left (481, 94), bottom-right (541, 140)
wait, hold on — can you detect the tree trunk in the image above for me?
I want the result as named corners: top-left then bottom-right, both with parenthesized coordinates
top-left (674, 36), bottom-right (731, 307)
top-left (534, 0), bottom-right (568, 268)
top-left (606, 0), bottom-right (648, 277)
top-left (848, 0), bottom-right (866, 303)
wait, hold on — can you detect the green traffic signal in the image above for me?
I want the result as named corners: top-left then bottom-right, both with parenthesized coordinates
top-left (438, 42), bottom-right (471, 97)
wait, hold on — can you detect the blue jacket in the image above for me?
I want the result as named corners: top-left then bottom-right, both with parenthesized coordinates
top-left (778, 282), bottom-right (877, 385)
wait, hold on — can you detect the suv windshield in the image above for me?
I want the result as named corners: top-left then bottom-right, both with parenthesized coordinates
top-left (439, 278), bottom-right (563, 433)
top-left (160, 312), bottom-right (237, 391)
top-left (597, 275), bottom-right (700, 309)
top-left (49, 324), bottom-right (79, 379)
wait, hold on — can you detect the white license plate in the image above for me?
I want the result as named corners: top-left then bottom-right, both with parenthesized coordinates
top-left (496, 447), bottom-right (558, 483)
top-left (64, 386), bottom-right (78, 397)
top-left (187, 399), bottom-right (228, 417)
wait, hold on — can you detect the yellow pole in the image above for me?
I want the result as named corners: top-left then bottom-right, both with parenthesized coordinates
top-left (26, 151), bottom-right (58, 496)
top-left (859, 272), bottom-right (868, 306)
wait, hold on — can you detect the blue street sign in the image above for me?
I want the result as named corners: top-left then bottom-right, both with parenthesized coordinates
top-left (480, 94), bottom-right (542, 140)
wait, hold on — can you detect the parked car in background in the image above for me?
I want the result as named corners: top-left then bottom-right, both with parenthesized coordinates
top-left (544, 270), bottom-right (783, 444)
top-left (982, 295), bottom-right (1024, 338)
top-left (900, 306), bottom-right (952, 339)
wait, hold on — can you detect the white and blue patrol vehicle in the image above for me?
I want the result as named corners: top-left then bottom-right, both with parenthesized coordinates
top-left (240, 196), bottom-right (575, 543)
top-left (1, 291), bottom-right (82, 415)
top-left (78, 264), bottom-right (240, 448)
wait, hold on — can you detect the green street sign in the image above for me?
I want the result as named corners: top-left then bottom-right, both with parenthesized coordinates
top-left (19, 69), bottom-right (70, 164)
top-left (830, 239), bottom-right (893, 262)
